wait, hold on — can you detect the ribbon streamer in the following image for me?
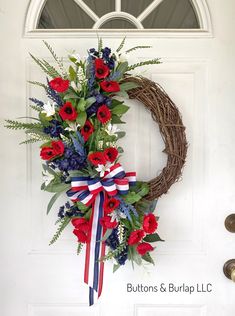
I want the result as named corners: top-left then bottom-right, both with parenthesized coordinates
top-left (67, 163), bottom-right (136, 305)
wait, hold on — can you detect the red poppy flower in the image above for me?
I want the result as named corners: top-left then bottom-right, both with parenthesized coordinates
top-left (95, 58), bottom-right (110, 79)
top-left (143, 214), bottom-right (158, 234)
top-left (88, 152), bottom-right (106, 166)
top-left (71, 218), bottom-right (90, 232)
top-left (100, 80), bottom-right (120, 93)
top-left (80, 120), bottom-right (94, 141)
top-left (100, 216), bottom-right (118, 229)
top-left (49, 77), bottom-right (69, 93)
top-left (97, 105), bottom-right (111, 124)
top-left (51, 140), bottom-right (64, 156)
top-left (128, 229), bottom-right (145, 245)
top-left (40, 140), bottom-right (64, 160)
top-left (104, 147), bottom-right (118, 163)
top-left (104, 197), bottom-right (120, 214)
top-left (73, 229), bottom-right (88, 243)
top-left (59, 102), bottom-right (78, 121)
top-left (136, 242), bottom-right (154, 256)
top-left (40, 147), bottom-right (56, 160)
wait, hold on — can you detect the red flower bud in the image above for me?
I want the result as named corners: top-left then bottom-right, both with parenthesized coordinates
top-left (143, 214), bottom-right (158, 234)
top-left (128, 229), bottom-right (145, 245)
top-left (136, 242), bottom-right (154, 256)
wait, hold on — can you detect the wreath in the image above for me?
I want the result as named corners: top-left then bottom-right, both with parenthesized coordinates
top-left (5, 39), bottom-right (187, 305)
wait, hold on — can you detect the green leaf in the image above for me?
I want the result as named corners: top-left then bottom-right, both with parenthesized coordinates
top-left (122, 192), bottom-right (142, 204)
top-left (120, 82), bottom-right (139, 92)
top-left (142, 252), bottom-right (155, 265)
top-left (64, 92), bottom-right (80, 100)
top-left (47, 191), bottom-right (63, 215)
top-left (69, 65), bottom-right (77, 81)
top-left (111, 114), bottom-right (126, 124)
top-left (77, 242), bottom-right (83, 255)
top-left (85, 97), bottom-right (96, 108)
top-left (149, 199), bottom-right (158, 213)
top-left (75, 201), bottom-right (90, 212)
top-left (77, 98), bottom-right (86, 111)
top-left (111, 99), bottom-right (124, 108)
top-left (130, 181), bottom-right (149, 198)
top-left (44, 183), bottom-right (70, 193)
top-left (116, 131), bottom-right (126, 139)
top-left (39, 112), bottom-right (51, 126)
top-left (143, 233), bottom-right (164, 243)
top-left (101, 229), bottom-right (113, 241)
top-left (117, 146), bottom-right (124, 153)
top-left (68, 170), bottom-right (90, 177)
top-left (42, 164), bottom-right (58, 177)
top-left (113, 264), bottom-right (121, 273)
top-left (115, 61), bottom-right (128, 80)
top-left (115, 90), bottom-right (129, 98)
top-left (76, 111), bottom-right (87, 127)
top-left (111, 104), bottom-right (129, 116)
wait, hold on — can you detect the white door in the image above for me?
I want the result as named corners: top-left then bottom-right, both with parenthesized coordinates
top-left (1, 0), bottom-right (235, 315)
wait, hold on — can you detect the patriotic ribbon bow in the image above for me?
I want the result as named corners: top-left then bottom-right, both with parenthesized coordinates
top-left (67, 163), bottom-right (136, 305)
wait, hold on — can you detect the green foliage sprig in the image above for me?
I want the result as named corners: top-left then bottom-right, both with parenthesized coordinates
top-left (49, 216), bottom-right (71, 245)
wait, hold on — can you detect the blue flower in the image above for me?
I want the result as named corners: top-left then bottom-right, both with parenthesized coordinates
top-left (43, 119), bottom-right (63, 138)
top-left (105, 228), bottom-right (128, 265)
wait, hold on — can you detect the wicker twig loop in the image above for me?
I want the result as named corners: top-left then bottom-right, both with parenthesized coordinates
top-left (124, 76), bottom-right (188, 200)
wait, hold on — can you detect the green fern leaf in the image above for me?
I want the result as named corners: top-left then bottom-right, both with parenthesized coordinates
top-left (30, 104), bottom-right (42, 112)
top-left (4, 120), bottom-right (43, 130)
top-left (43, 40), bottom-right (65, 74)
top-left (28, 81), bottom-right (47, 89)
top-left (116, 36), bottom-right (126, 53)
top-left (77, 243), bottom-right (83, 255)
top-left (49, 216), bottom-right (71, 245)
top-left (125, 46), bottom-right (152, 53)
top-left (127, 59), bottom-right (161, 71)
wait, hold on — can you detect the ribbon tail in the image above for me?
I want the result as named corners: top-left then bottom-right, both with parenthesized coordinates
top-left (84, 192), bottom-right (105, 306)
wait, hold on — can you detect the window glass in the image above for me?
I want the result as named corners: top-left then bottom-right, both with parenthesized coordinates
top-left (121, 0), bottom-right (153, 18)
top-left (38, 0), bottom-right (94, 29)
top-left (100, 19), bottom-right (137, 29)
top-left (83, 0), bottom-right (115, 17)
top-left (142, 0), bottom-right (200, 29)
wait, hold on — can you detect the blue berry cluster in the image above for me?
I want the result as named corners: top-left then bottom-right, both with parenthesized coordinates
top-left (43, 119), bottom-right (63, 138)
top-left (58, 201), bottom-right (83, 219)
top-left (52, 145), bottom-right (86, 172)
top-left (101, 47), bottom-right (115, 69)
top-left (106, 228), bottom-right (128, 265)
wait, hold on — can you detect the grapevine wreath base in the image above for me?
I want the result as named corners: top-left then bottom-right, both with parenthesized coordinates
top-left (5, 40), bottom-right (187, 305)
top-left (124, 76), bottom-right (187, 200)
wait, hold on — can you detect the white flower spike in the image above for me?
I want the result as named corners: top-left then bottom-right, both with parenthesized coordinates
top-left (42, 101), bottom-right (55, 117)
top-left (42, 170), bottom-right (54, 186)
top-left (105, 123), bottom-right (121, 137)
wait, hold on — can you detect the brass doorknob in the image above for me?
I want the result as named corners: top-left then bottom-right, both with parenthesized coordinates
top-left (223, 259), bottom-right (235, 282)
top-left (225, 214), bottom-right (235, 233)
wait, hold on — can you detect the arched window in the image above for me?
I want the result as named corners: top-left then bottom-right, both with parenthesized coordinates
top-left (38, 0), bottom-right (200, 29)
top-left (25, 0), bottom-right (212, 36)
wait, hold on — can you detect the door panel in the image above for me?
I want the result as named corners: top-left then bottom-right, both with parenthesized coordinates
top-left (1, 0), bottom-right (235, 315)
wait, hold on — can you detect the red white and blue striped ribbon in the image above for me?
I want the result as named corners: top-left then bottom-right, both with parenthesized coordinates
top-left (67, 163), bottom-right (136, 305)
top-left (84, 191), bottom-right (105, 305)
